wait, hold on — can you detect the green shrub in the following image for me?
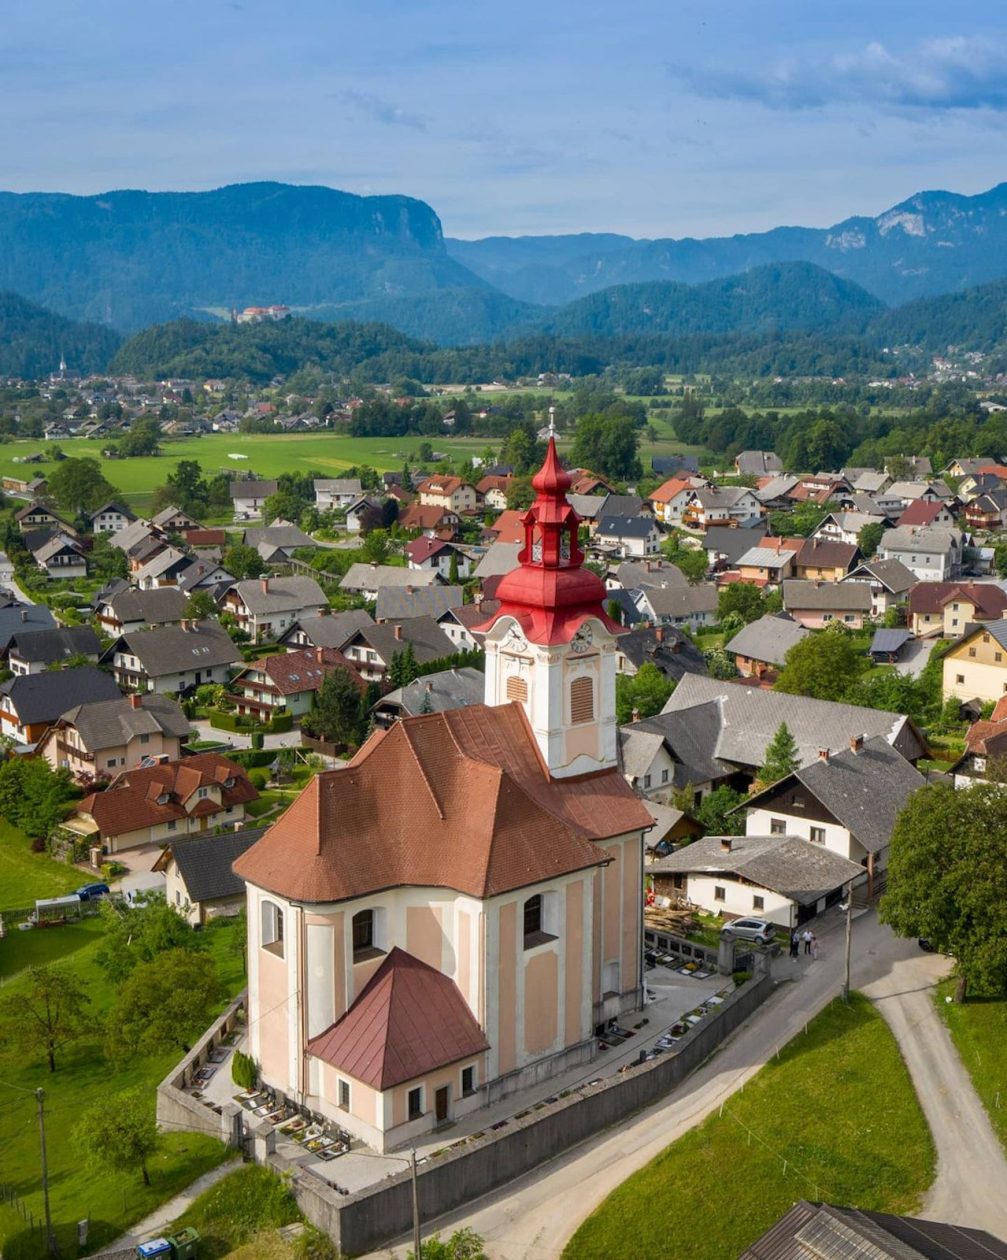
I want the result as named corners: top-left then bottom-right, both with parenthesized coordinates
top-left (250, 731), bottom-right (264, 750)
top-left (101, 860), bottom-right (127, 880)
top-left (269, 711), bottom-right (293, 734)
top-left (248, 769), bottom-right (268, 790)
top-left (732, 970), bottom-right (753, 986)
top-left (231, 1049), bottom-right (258, 1090)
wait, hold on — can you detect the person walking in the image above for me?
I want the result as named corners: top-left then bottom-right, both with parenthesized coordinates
top-left (802, 929), bottom-right (813, 955)
top-left (790, 929), bottom-right (800, 959)
top-left (811, 933), bottom-right (819, 961)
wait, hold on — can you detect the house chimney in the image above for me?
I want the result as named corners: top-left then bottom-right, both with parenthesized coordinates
top-left (319, 605), bottom-right (330, 616)
top-left (655, 625), bottom-right (664, 643)
top-left (406, 585), bottom-right (414, 594)
top-left (850, 734), bottom-right (864, 753)
top-left (180, 618), bottom-right (189, 632)
top-left (315, 646), bottom-right (325, 664)
top-left (129, 693), bottom-right (142, 709)
top-left (818, 747), bottom-right (830, 762)
top-left (19, 609), bottom-right (26, 622)
top-left (260, 577), bottom-right (269, 594)
top-left (394, 624), bottom-right (402, 640)
top-left (720, 837), bottom-right (733, 853)
top-left (631, 708), bottom-right (641, 723)
top-left (671, 638), bottom-right (682, 654)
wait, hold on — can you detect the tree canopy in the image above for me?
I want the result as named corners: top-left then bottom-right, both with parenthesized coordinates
top-left (760, 722), bottom-right (800, 787)
top-left (47, 456), bottom-right (120, 515)
top-left (0, 965), bottom-right (90, 1072)
top-left (775, 624), bottom-right (866, 702)
top-left (73, 1087), bottom-right (161, 1185)
top-left (616, 662), bottom-right (674, 725)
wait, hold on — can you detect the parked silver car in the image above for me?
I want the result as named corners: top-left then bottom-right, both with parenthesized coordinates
top-left (720, 917), bottom-right (776, 945)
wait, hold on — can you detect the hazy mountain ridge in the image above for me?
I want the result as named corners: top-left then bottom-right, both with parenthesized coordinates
top-left (447, 183), bottom-right (1007, 307)
top-left (0, 291), bottom-right (121, 378)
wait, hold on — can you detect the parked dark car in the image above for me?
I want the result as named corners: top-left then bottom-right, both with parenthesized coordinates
top-left (75, 882), bottom-right (110, 901)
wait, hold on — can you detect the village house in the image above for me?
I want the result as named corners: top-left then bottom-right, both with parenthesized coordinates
top-left (88, 501), bottom-right (136, 534)
top-left (734, 544), bottom-right (798, 586)
top-left (631, 583), bottom-right (718, 630)
top-left (154, 827), bottom-right (266, 925)
top-left (618, 725), bottom-right (680, 800)
top-left (791, 538), bottom-right (860, 581)
top-left (151, 505), bottom-right (202, 534)
top-left (344, 495), bottom-right (385, 533)
top-left (136, 546), bottom-right (191, 590)
top-left (223, 576), bottom-right (328, 643)
top-left (812, 511), bottom-right (887, 548)
top-left (230, 647), bottom-right (363, 722)
top-left (341, 617), bottom-right (455, 682)
top-left (94, 584), bottom-right (188, 635)
top-left (340, 564), bottom-right (440, 603)
top-left (5, 625), bottom-right (100, 675)
top-left (726, 614), bottom-right (809, 679)
top-left (840, 559), bottom-right (916, 618)
top-left (474, 474), bottom-right (513, 511)
top-left (740, 736), bottom-right (926, 887)
top-left (398, 502), bottom-right (462, 538)
top-left (278, 609), bottom-right (375, 654)
top-left (242, 524), bottom-right (317, 561)
top-left (31, 532), bottom-right (88, 579)
top-left (949, 697), bottom-right (1007, 788)
top-left (943, 620), bottom-right (1007, 706)
top-left (782, 579), bottom-right (873, 629)
top-left (0, 666), bottom-right (121, 744)
top-left (73, 753), bottom-right (257, 853)
top-left (0, 604), bottom-right (56, 651)
top-left (313, 478), bottom-right (364, 510)
top-left (230, 479), bottom-right (278, 520)
top-left (614, 624), bottom-right (708, 684)
top-left (894, 499), bottom-right (956, 530)
top-left (877, 525), bottom-right (964, 582)
top-left (703, 525), bottom-right (768, 571)
top-left (234, 437), bottom-right (651, 1151)
top-left (417, 475), bottom-right (478, 514)
top-left (436, 601), bottom-right (498, 652)
top-left (37, 692), bottom-right (191, 781)
top-left (594, 515), bottom-right (662, 558)
top-left (649, 833), bottom-right (863, 930)
top-left (908, 581), bottom-right (1007, 638)
top-left (375, 585), bottom-right (463, 624)
top-left (14, 502), bottom-right (72, 534)
top-left (405, 537), bottom-right (473, 580)
top-left (753, 475), bottom-right (802, 511)
top-left (735, 450), bottom-right (783, 477)
top-left (371, 666), bottom-right (485, 727)
top-left (964, 487), bottom-right (1007, 531)
top-left (648, 477), bottom-right (700, 526)
top-left (874, 480), bottom-right (951, 514)
top-left (103, 619), bottom-right (242, 694)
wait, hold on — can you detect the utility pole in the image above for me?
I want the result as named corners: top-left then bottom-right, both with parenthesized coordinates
top-left (410, 1148), bottom-right (422, 1259)
top-left (842, 883), bottom-right (853, 1004)
top-left (36, 1087), bottom-right (58, 1257)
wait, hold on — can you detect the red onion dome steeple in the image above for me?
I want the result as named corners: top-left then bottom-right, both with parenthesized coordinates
top-left (475, 435), bottom-right (623, 645)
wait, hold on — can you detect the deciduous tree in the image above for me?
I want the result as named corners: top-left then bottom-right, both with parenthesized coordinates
top-left (0, 965), bottom-right (90, 1072)
top-left (73, 1087), bottom-right (160, 1185)
top-left (106, 949), bottom-right (222, 1058)
top-left (775, 624), bottom-right (866, 702)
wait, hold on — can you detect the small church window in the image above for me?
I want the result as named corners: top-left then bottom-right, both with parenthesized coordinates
top-left (506, 676), bottom-right (528, 703)
top-left (570, 676), bottom-right (594, 724)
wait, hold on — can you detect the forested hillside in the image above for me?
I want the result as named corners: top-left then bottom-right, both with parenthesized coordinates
top-left (0, 292), bottom-right (121, 378)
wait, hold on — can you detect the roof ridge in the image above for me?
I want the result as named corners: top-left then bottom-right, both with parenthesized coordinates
top-left (399, 720), bottom-right (447, 820)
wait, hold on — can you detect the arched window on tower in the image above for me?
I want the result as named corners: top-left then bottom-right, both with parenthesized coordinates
top-left (506, 675), bottom-right (528, 704)
top-left (570, 676), bottom-right (594, 725)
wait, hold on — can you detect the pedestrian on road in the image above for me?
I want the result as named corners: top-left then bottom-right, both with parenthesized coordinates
top-left (811, 934), bottom-right (819, 961)
top-left (803, 929), bottom-right (813, 955)
top-left (790, 930), bottom-right (800, 959)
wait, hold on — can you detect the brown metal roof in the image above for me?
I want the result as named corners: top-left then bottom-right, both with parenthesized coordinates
top-left (234, 703), bottom-right (651, 904)
top-left (306, 947), bottom-right (489, 1089)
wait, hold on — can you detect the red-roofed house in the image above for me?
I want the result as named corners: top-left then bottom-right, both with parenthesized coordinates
top-left (235, 437), bottom-right (652, 1151)
top-left (229, 647), bottom-right (364, 721)
top-left (398, 502), bottom-right (461, 538)
top-left (648, 476), bottom-right (698, 526)
top-left (475, 474), bottom-right (513, 511)
top-left (73, 753), bottom-right (257, 852)
top-left (417, 476), bottom-right (477, 514)
top-left (895, 499), bottom-right (955, 529)
top-left (405, 537), bottom-right (473, 579)
top-left (484, 509), bottom-right (526, 545)
top-left (908, 582), bottom-right (1007, 638)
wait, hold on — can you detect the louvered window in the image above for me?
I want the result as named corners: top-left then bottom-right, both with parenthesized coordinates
top-left (570, 676), bottom-right (594, 724)
top-left (506, 675), bottom-right (528, 703)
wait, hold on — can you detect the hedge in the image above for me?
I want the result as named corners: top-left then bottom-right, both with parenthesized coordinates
top-left (269, 711), bottom-right (293, 733)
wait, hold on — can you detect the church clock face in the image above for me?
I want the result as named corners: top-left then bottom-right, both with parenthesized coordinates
top-left (570, 623), bottom-right (593, 654)
top-left (504, 624), bottom-right (528, 653)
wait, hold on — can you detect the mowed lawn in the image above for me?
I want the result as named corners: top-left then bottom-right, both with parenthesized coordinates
top-left (564, 995), bottom-right (935, 1260)
top-left (0, 820), bottom-right (82, 911)
top-left (937, 981), bottom-right (1007, 1151)
top-left (0, 916), bottom-right (246, 1259)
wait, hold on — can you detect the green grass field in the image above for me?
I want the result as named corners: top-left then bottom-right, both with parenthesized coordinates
top-left (0, 821), bottom-right (83, 912)
top-left (0, 915), bottom-right (246, 1258)
top-left (564, 995), bottom-right (935, 1260)
top-left (937, 981), bottom-right (1007, 1151)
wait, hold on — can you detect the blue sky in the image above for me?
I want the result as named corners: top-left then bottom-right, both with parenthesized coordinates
top-left (3, 0), bottom-right (1005, 238)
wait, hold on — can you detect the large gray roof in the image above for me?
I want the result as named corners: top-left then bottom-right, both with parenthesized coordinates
top-left (749, 736), bottom-right (926, 853)
top-left (782, 580), bottom-right (872, 612)
top-left (473, 543), bottom-right (521, 580)
top-left (104, 586), bottom-right (187, 625)
top-left (660, 673), bottom-right (927, 770)
top-left (349, 616), bottom-right (455, 665)
top-left (233, 576), bottom-right (327, 614)
top-left (703, 526), bottom-right (768, 564)
top-left (616, 626), bottom-right (708, 681)
top-left (650, 833), bottom-right (862, 904)
top-left (281, 609), bottom-right (374, 650)
top-left (629, 701), bottom-right (733, 789)
top-left (881, 526), bottom-right (962, 555)
top-left (0, 666), bottom-right (121, 725)
top-left (725, 615), bottom-right (809, 667)
top-left (376, 585), bottom-right (463, 623)
top-left (844, 558), bottom-right (917, 594)
top-left (0, 604), bottom-right (56, 650)
top-left (165, 827), bottom-right (267, 902)
top-left (616, 559), bottom-right (688, 590)
top-left (376, 666), bottom-right (485, 718)
top-left (109, 620), bottom-right (242, 677)
top-left (229, 479), bottom-right (277, 499)
top-left (7, 625), bottom-right (101, 665)
top-left (59, 693), bottom-right (191, 752)
top-left (636, 584), bottom-right (718, 617)
top-left (340, 564), bottom-right (439, 593)
top-left (597, 493), bottom-right (648, 520)
top-left (618, 728), bottom-right (667, 781)
top-left (596, 515), bottom-right (658, 540)
top-left (242, 524), bottom-right (316, 550)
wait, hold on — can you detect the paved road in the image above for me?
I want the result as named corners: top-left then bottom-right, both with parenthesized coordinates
top-left (188, 717), bottom-right (306, 751)
top-left (94, 1159), bottom-right (240, 1254)
top-left (368, 912), bottom-right (928, 1260)
top-left (863, 957), bottom-right (1007, 1238)
top-left (894, 636), bottom-right (933, 679)
top-left (0, 551), bottom-right (35, 605)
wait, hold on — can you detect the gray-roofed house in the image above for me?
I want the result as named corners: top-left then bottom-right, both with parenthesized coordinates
top-left (0, 603), bottom-right (57, 653)
top-left (735, 450), bottom-right (783, 476)
top-left (436, 600), bottom-right (500, 651)
top-left (632, 582), bottom-right (718, 630)
top-left (473, 542), bottom-right (521, 584)
top-left (339, 563), bottom-right (440, 602)
top-left (841, 558), bottom-right (917, 617)
top-left (0, 666), bottom-right (122, 744)
top-left (740, 1199), bottom-right (1007, 1260)
top-left (619, 727), bottom-right (675, 799)
top-left (615, 625), bottom-right (709, 684)
top-left (242, 524), bottom-right (317, 558)
top-left (222, 576), bottom-right (328, 643)
top-left (735, 545), bottom-right (799, 585)
top-left (95, 585), bottom-right (189, 635)
top-left (622, 704), bottom-right (735, 801)
top-left (342, 617), bottom-right (455, 682)
top-left (153, 827), bottom-right (267, 925)
top-left (703, 525), bottom-right (769, 569)
top-left (813, 510), bottom-right (886, 548)
top-left (726, 614), bottom-right (810, 679)
top-left (613, 559), bottom-right (689, 592)
top-left (136, 545), bottom-right (191, 590)
top-left (782, 579), bottom-right (873, 629)
top-left (741, 735), bottom-right (926, 880)
top-left (753, 475), bottom-right (801, 508)
top-left (375, 584), bottom-right (463, 624)
top-left (683, 486), bottom-right (762, 530)
top-left (371, 666), bottom-right (485, 727)
top-left (659, 672), bottom-right (929, 777)
top-left (279, 609), bottom-right (375, 653)
top-left (151, 506), bottom-right (202, 533)
top-left (31, 532), bottom-right (88, 579)
top-left (649, 832), bottom-right (863, 928)
top-left (596, 493), bottom-right (652, 521)
top-left (109, 518), bottom-right (166, 558)
top-left (6, 625), bottom-right (101, 675)
top-left (594, 515), bottom-right (662, 558)
top-left (103, 619), bottom-right (242, 694)
top-left (37, 692), bottom-right (192, 781)
top-left (878, 525), bottom-right (964, 582)
top-left (88, 501), bottom-right (136, 534)
top-left (313, 478), bottom-right (364, 510)
top-left (230, 479), bottom-right (278, 520)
